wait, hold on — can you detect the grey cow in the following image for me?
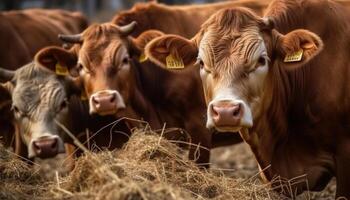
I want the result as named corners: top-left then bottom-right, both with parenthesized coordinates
top-left (0, 54), bottom-right (131, 159)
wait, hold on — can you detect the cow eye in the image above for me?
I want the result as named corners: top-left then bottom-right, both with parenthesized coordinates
top-left (77, 63), bottom-right (83, 71)
top-left (59, 100), bottom-right (68, 111)
top-left (257, 56), bottom-right (267, 66)
top-left (12, 105), bottom-right (25, 117)
top-left (122, 57), bottom-right (129, 65)
top-left (12, 105), bottom-right (19, 113)
top-left (198, 59), bottom-right (204, 69)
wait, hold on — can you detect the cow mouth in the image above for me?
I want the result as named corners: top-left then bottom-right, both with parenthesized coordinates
top-left (213, 125), bottom-right (244, 133)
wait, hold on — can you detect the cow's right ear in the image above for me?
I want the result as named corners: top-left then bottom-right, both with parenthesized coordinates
top-left (35, 46), bottom-right (78, 76)
top-left (145, 35), bottom-right (198, 69)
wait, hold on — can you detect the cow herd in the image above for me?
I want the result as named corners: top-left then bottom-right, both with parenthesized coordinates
top-left (0, 0), bottom-right (350, 198)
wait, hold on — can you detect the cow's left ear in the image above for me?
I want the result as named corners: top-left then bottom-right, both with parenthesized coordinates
top-left (145, 35), bottom-right (198, 69)
top-left (35, 46), bottom-right (78, 76)
top-left (277, 29), bottom-right (323, 70)
top-left (128, 30), bottom-right (164, 55)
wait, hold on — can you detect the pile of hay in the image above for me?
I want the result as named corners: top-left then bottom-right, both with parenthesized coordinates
top-left (0, 144), bottom-right (43, 200)
top-left (47, 128), bottom-right (283, 200)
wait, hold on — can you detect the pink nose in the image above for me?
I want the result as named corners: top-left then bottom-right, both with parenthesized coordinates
top-left (32, 137), bottom-right (58, 158)
top-left (91, 93), bottom-right (117, 115)
top-left (211, 102), bottom-right (243, 127)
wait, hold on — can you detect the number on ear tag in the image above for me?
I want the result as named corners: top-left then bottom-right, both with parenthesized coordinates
top-left (166, 54), bottom-right (184, 69)
top-left (284, 49), bottom-right (303, 63)
top-left (139, 53), bottom-right (148, 63)
top-left (55, 63), bottom-right (69, 76)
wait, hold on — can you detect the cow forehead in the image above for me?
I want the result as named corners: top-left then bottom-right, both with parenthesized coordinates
top-left (79, 30), bottom-right (128, 69)
top-left (197, 8), bottom-right (265, 66)
top-left (12, 72), bottom-right (66, 115)
top-left (199, 27), bottom-right (265, 70)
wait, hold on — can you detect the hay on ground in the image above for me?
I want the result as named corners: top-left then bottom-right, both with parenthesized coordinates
top-left (46, 128), bottom-right (283, 200)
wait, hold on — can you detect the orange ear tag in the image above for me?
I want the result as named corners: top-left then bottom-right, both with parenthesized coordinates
top-left (166, 54), bottom-right (184, 69)
top-left (284, 49), bottom-right (303, 63)
top-left (55, 63), bottom-right (69, 76)
top-left (139, 53), bottom-right (148, 63)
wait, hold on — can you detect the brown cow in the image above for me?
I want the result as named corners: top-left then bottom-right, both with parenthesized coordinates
top-left (145, 0), bottom-right (350, 197)
top-left (0, 8), bottom-right (88, 155)
top-left (35, 24), bottom-right (243, 167)
top-left (0, 9), bottom-right (88, 70)
top-left (113, 0), bottom-right (270, 38)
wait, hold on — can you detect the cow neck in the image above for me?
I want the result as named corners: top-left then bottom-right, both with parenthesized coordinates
top-left (67, 96), bottom-right (131, 149)
top-left (66, 96), bottom-right (90, 139)
top-left (130, 58), bottom-right (203, 129)
top-left (128, 59), bottom-right (165, 128)
top-left (246, 62), bottom-right (299, 181)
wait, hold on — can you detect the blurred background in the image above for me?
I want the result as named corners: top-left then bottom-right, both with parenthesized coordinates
top-left (0, 0), bottom-right (219, 22)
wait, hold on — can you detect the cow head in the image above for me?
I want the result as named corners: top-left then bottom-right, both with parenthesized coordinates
top-left (42, 22), bottom-right (163, 117)
top-left (0, 50), bottom-right (80, 158)
top-left (146, 8), bottom-right (323, 132)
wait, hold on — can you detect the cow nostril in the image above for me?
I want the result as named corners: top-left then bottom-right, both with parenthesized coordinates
top-left (33, 142), bottom-right (40, 150)
top-left (110, 94), bottom-right (116, 103)
top-left (51, 138), bottom-right (58, 149)
top-left (232, 104), bottom-right (241, 117)
top-left (92, 96), bottom-right (99, 105)
top-left (212, 105), bottom-right (219, 117)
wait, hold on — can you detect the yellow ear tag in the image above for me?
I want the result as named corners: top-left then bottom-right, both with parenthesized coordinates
top-left (139, 53), bottom-right (148, 63)
top-left (80, 92), bottom-right (88, 101)
top-left (166, 54), bottom-right (184, 69)
top-left (284, 49), bottom-right (303, 63)
top-left (55, 63), bottom-right (69, 76)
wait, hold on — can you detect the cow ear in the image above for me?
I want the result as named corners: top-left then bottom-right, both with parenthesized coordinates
top-left (129, 30), bottom-right (164, 54)
top-left (145, 35), bottom-right (198, 69)
top-left (277, 29), bottom-right (323, 70)
top-left (35, 46), bottom-right (78, 76)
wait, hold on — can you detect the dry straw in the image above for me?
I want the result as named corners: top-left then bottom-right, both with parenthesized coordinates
top-left (0, 121), bottom-right (287, 200)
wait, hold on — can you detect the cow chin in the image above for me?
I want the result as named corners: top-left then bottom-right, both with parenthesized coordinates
top-left (28, 135), bottom-right (65, 159)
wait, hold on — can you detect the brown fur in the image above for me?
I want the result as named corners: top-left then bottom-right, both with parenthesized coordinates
top-left (0, 9), bottom-right (88, 70)
top-left (146, 0), bottom-right (350, 197)
top-left (112, 0), bottom-right (271, 38)
top-left (38, 24), bottom-right (243, 167)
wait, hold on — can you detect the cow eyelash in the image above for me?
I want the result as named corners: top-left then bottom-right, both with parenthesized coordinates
top-left (197, 58), bottom-right (212, 73)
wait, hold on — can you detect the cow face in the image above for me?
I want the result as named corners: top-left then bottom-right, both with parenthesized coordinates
top-left (45, 22), bottom-right (163, 116)
top-left (0, 52), bottom-right (80, 158)
top-left (146, 8), bottom-right (323, 132)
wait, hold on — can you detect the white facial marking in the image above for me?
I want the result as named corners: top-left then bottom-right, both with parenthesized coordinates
top-left (200, 36), bottom-right (268, 132)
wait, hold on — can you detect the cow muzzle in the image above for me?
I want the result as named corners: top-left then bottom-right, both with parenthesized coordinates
top-left (89, 90), bottom-right (126, 116)
top-left (207, 99), bottom-right (253, 132)
top-left (29, 135), bottom-right (65, 158)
